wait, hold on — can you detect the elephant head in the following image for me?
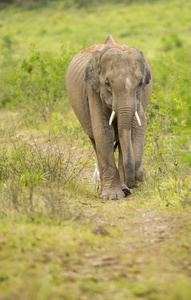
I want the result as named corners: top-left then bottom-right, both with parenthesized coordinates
top-left (83, 35), bottom-right (151, 188)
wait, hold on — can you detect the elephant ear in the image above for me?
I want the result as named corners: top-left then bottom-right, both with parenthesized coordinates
top-left (83, 47), bottom-right (109, 93)
top-left (140, 51), bottom-right (151, 91)
top-left (142, 68), bottom-right (151, 91)
top-left (83, 51), bottom-right (101, 93)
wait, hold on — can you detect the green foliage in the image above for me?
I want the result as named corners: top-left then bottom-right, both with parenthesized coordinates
top-left (0, 0), bottom-right (49, 9)
top-left (0, 0), bottom-right (160, 10)
top-left (0, 1), bottom-right (191, 299)
top-left (0, 0), bottom-right (190, 208)
top-left (0, 47), bottom-right (75, 118)
top-left (0, 124), bottom-right (91, 213)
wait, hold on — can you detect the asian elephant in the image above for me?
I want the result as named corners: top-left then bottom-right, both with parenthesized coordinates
top-left (66, 35), bottom-right (152, 200)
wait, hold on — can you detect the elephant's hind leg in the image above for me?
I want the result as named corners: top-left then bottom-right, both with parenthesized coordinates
top-left (90, 137), bottom-right (103, 193)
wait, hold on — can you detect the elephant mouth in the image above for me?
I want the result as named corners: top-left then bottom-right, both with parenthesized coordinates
top-left (109, 110), bottom-right (141, 126)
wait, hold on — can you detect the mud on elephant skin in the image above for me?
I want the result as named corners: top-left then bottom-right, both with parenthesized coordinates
top-left (66, 35), bottom-right (152, 200)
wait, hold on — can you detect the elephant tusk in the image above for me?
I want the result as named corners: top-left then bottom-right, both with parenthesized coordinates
top-left (109, 110), bottom-right (116, 126)
top-left (135, 111), bottom-right (141, 126)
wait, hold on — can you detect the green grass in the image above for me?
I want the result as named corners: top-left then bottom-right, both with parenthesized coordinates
top-left (1, 199), bottom-right (191, 299)
top-left (0, 0), bottom-right (191, 299)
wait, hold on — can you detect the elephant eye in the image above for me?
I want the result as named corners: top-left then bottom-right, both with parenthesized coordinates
top-left (105, 79), bottom-right (111, 87)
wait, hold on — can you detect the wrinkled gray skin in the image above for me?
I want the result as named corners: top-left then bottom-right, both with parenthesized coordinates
top-left (66, 35), bottom-right (152, 200)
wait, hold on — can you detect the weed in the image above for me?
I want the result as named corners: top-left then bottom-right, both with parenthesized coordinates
top-left (0, 120), bottom-right (92, 214)
top-left (0, 47), bottom-right (74, 119)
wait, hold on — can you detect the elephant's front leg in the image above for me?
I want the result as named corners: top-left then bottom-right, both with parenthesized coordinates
top-left (89, 90), bottom-right (125, 200)
top-left (132, 104), bottom-right (147, 184)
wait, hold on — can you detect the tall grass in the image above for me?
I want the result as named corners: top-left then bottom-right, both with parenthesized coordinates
top-left (0, 0), bottom-right (160, 9)
top-left (0, 119), bottom-right (92, 216)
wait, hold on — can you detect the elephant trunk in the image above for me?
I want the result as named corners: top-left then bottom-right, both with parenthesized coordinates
top-left (117, 102), bottom-right (136, 188)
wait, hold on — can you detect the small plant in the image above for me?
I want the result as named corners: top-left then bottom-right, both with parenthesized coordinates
top-left (0, 122), bottom-right (91, 214)
top-left (0, 47), bottom-right (74, 118)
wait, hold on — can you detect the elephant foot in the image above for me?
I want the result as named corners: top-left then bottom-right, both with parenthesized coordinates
top-left (101, 186), bottom-right (125, 200)
top-left (122, 185), bottom-right (132, 196)
top-left (135, 166), bottom-right (147, 183)
top-left (125, 178), bottom-right (135, 189)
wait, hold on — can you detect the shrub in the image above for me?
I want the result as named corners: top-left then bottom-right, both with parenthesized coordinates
top-left (0, 125), bottom-right (91, 212)
top-left (0, 47), bottom-right (75, 118)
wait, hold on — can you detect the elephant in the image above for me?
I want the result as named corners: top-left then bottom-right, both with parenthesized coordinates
top-left (66, 35), bottom-right (152, 200)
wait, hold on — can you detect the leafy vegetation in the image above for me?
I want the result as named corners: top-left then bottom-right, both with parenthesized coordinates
top-left (0, 0), bottom-right (190, 299)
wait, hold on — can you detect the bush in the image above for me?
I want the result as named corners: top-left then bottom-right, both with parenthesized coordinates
top-left (0, 125), bottom-right (91, 212)
top-left (0, 0), bottom-right (161, 10)
top-left (0, 0), bottom-right (48, 9)
top-left (0, 47), bottom-right (75, 118)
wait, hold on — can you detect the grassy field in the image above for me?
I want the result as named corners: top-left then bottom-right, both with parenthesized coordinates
top-left (0, 0), bottom-right (191, 299)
